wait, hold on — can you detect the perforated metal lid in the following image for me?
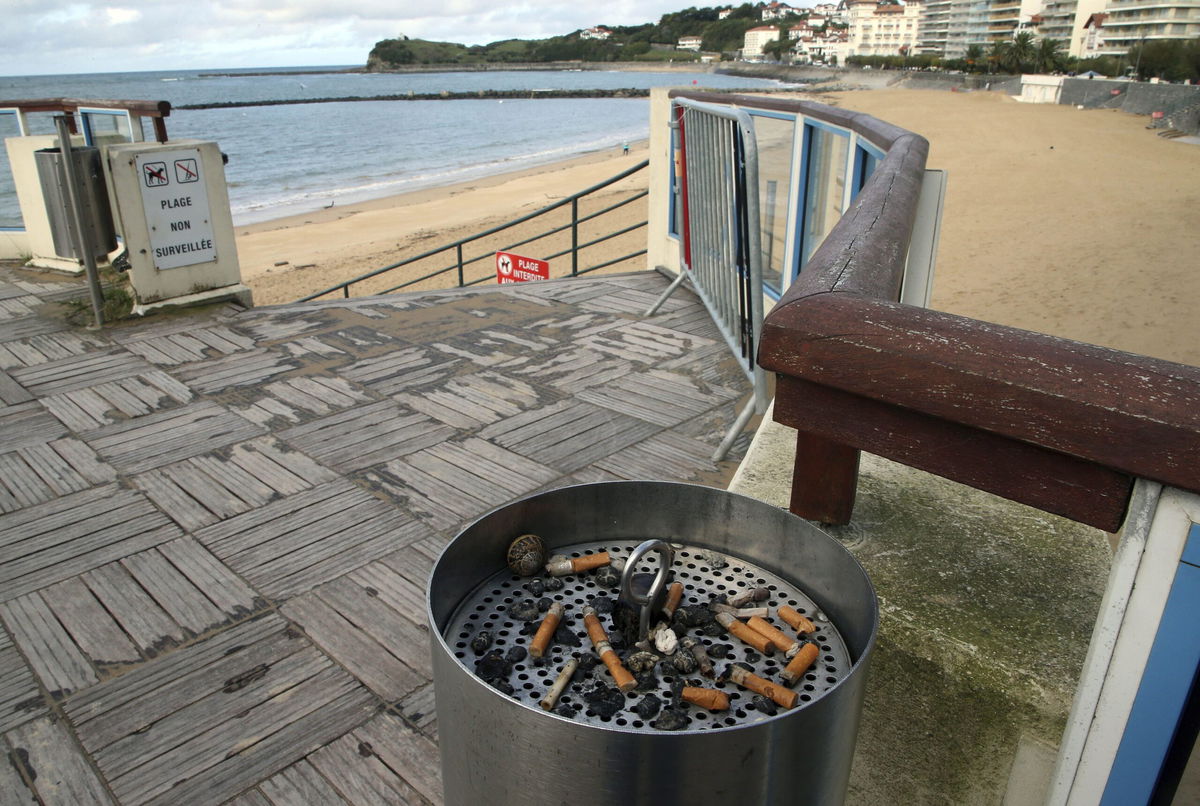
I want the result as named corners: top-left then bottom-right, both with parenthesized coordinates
top-left (443, 539), bottom-right (852, 732)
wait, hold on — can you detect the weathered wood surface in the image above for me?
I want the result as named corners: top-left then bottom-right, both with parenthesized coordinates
top-left (0, 266), bottom-right (750, 802)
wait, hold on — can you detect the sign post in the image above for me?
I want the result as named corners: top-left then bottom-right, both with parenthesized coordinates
top-left (496, 250), bottom-right (550, 284)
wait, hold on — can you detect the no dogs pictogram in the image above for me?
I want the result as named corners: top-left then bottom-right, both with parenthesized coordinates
top-left (143, 162), bottom-right (168, 187)
top-left (174, 158), bottom-right (199, 183)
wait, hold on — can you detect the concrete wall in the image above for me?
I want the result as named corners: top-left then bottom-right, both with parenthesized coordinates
top-left (646, 88), bottom-right (683, 276)
top-left (1057, 79), bottom-right (1200, 135)
top-left (730, 410), bottom-right (1113, 805)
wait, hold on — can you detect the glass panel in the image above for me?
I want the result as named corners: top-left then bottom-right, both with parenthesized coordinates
top-left (81, 111), bottom-right (134, 146)
top-left (801, 124), bottom-right (850, 266)
top-left (753, 114), bottom-right (795, 294)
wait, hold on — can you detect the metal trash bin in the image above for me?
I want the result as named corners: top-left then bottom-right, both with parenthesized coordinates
top-left (428, 481), bottom-right (878, 805)
top-left (35, 147), bottom-right (117, 261)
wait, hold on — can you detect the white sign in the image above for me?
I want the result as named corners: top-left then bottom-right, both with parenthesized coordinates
top-left (136, 148), bottom-right (217, 270)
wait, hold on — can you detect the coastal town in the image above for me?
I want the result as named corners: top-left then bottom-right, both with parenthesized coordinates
top-left (368, 0), bottom-right (1200, 79)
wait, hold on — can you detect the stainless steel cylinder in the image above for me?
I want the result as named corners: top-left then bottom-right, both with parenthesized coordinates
top-left (428, 481), bottom-right (877, 806)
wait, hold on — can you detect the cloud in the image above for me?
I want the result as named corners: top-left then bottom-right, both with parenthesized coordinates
top-left (1, 0), bottom-right (687, 75)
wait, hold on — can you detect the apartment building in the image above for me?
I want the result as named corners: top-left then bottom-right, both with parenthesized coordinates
top-left (846, 0), bottom-right (924, 56)
top-left (743, 25), bottom-right (782, 59)
top-left (1095, 0), bottom-right (1200, 54)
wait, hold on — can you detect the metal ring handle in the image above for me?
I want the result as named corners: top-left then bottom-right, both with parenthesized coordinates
top-left (619, 539), bottom-right (674, 642)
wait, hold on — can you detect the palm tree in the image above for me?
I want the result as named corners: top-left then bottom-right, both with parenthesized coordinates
top-left (1007, 31), bottom-right (1037, 73)
top-left (1034, 37), bottom-right (1064, 73)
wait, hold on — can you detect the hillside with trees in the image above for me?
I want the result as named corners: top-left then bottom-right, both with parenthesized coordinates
top-left (366, 4), bottom-right (810, 69)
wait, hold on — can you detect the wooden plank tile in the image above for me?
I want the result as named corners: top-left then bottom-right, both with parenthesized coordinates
top-left (339, 347), bottom-right (458, 396)
top-left (135, 685), bottom-right (376, 806)
top-left (281, 593), bottom-right (423, 702)
top-left (82, 562), bottom-right (186, 655)
top-left (353, 711), bottom-right (443, 805)
top-left (6, 715), bottom-right (114, 805)
top-left (307, 725), bottom-right (426, 805)
top-left (280, 401), bottom-right (454, 472)
top-left (479, 400), bottom-right (660, 473)
top-left (9, 349), bottom-right (153, 396)
top-left (0, 738), bottom-right (39, 806)
top-left (175, 348), bottom-right (296, 394)
top-left (0, 629), bottom-right (46, 733)
top-left (0, 400), bottom-right (67, 452)
top-left (394, 681), bottom-right (437, 734)
top-left (157, 537), bottom-right (262, 617)
top-left (348, 562), bottom-right (428, 626)
top-left (0, 485), bottom-right (183, 602)
top-left (86, 400), bottom-right (266, 474)
top-left (1, 591), bottom-right (98, 696)
top-left (224, 790), bottom-right (273, 806)
top-left (133, 469), bottom-right (219, 533)
top-left (316, 575), bottom-right (432, 677)
top-left (258, 758), bottom-right (350, 805)
top-left (121, 548), bottom-right (227, 635)
top-left (77, 623), bottom-right (378, 806)
top-left (227, 437), bottom-right (335, 496)
top-left (66, 616), bottom-right (290, 744)
top-left (0, 314), bottom-right (66, 342)
top-left (41, 577), bottom-right (140, 666)
top-left (0, 368), bottom-right (32, 404)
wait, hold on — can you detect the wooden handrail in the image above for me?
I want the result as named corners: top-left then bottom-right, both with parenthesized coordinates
top-left (683, 92), bottom-right (1200, 533)
top-left (0, 98), bottom-right (171, 142)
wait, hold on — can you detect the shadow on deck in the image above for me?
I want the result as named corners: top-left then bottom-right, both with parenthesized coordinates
top-left (0, 265), bottom-right (752, 805)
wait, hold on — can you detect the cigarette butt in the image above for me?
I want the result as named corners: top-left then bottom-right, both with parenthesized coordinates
top-left (711, 603), bottom-right (770, 619)
top-left (778, 605), bottom-right (816, 635)
top-left (729, 665), bottom-right (799, 710)
top-left (583, 606), bottom-right (637, 692)
top-left (682, 686), bottom-right (730, 711)
top-left (728, 586), bottom-right (770, 608)
top-left (662, 582), bottom-right (684, 620)
top-left (546, 552), bottom-right (611, 576)
top-left (681, 637), bottom-right (714, 677)
top-left (747, 616), bottom-right (800, 655)
top-left (541, 657), bottom-right (580, 711)
top-left (780, 642), bottom-right (820, 686)
top-left (601, 647), bottom-right (637, 693)
top-left (714, 612), bottom-right (774, 655)
top-left (529, 602), bottom-right (564, 658)
top-left (572, 552), bottom-right (610, 573)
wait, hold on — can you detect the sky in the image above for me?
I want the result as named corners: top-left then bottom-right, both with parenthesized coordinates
top-left (0, 1), bottom-right (700, 76)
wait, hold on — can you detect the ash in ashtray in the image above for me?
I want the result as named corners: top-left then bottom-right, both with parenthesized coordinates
top-left (450, 541), bottom-right (845, 732)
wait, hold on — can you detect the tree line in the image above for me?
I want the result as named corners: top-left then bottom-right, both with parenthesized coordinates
top-left (848, 34), bottom-right (1200, 82)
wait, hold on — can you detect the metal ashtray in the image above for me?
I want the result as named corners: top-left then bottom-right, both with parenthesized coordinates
top-left (428, 481), bottom-right (877, 806)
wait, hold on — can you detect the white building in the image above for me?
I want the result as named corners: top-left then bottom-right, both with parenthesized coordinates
top-left (1095, 0), bottom-right (1200, 55)
top-left (846, 0), bottom-right (924, 56)
top-left (678, 35), bottom-right (705, 51)
top-left (580, 26), bottom-right (612, 40)
top-left (719, 7), bottom-right (734, 19)
top-left (763, 2), bottom-right (803, 19)
top-left (743, 25), bottom-right (782, 59)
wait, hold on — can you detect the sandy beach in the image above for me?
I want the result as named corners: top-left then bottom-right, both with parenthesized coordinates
top-left (236, 87), bottom-right (1200, 367)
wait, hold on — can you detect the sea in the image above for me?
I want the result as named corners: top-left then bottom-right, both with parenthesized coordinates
top-left (0, 66), bottom-right (792, 228)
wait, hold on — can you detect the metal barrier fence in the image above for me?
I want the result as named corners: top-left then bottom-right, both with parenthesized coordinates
top-left (646, 97), bottom-right (768, 462)
top-left (297, 160), bottom-right (649, 302)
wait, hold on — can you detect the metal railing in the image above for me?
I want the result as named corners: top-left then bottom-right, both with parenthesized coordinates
top-left (701, 88), bottom-right (1200, 533)
top-left (297, 159), bottom-right (650, 302)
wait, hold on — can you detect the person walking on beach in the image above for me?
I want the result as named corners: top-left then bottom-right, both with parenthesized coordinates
top-left (622, 141), bottom-right (630, 156)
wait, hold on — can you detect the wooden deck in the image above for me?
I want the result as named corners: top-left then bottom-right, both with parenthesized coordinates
top-left (0, 266), bottom-right (752, 805)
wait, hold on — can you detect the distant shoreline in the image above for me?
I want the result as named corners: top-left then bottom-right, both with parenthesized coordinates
top-left (198, 62), bottom-right (718, 79)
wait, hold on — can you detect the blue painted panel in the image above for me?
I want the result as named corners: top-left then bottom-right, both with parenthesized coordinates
top-left (1181, 522), bottom-right (1200, 568)
top-left (1101, 553), bottom-right (1200, 805)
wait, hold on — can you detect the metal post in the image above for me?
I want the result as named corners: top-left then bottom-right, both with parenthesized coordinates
top-left (571, 198), bottom-right (579, 277)
top-left (457, 244), bottom-right (465, 287)
top-left (53, 115), bottom-right (105, 329)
